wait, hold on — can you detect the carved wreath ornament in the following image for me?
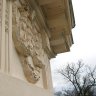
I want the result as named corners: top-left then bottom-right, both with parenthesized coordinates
top-left (12, 1), bottom-right (44, 83)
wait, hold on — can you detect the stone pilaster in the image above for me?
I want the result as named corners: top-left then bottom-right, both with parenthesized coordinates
top-left (0, 0), bottom-right (3, 69)
top-left (0, 0), bottom-right (12, 73)
top-left (0, 0), bottom-right (6, 72)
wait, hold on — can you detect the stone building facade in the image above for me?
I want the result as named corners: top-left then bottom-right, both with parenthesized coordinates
top-left (0, 0), bottom-right (75, 96)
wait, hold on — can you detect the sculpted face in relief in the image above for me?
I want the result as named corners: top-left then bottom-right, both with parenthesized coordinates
top-left (12, 0), bottom-right (45, 83)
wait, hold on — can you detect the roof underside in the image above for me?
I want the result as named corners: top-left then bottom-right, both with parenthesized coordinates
top-left (36, 0), bottom-right (75, 55)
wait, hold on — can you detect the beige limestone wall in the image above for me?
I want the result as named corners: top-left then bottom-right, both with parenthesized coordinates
top-left (0, 72), bottom-right (53, 96)
top-left (10, 40), bottom-right (26, 80)
top-left (0, 0), bottom-right (54, 92)
top-left (11, 41), bottom-right (44, 88)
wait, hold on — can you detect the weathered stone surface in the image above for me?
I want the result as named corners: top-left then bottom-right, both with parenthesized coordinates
top-left (0, 0), bottom-right (75, 96)
top-left (12, 0), bottom-right (50, 83)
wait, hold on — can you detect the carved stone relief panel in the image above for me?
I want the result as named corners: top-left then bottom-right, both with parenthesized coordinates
top-left (12, 0), bottom-right (49, 84)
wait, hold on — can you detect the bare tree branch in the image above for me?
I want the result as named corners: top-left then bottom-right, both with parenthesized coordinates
top-left (57, 60), bottom-right (96, 96)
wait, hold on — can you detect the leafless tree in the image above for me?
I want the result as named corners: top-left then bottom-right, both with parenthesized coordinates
top-left (54, 91), bottom-right (63, 96)
top-left (58, 61), bottom-right (96, 96)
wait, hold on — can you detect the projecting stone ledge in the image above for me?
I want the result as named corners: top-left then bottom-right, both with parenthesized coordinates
top-left (34, 0), bottom-right (75, 55)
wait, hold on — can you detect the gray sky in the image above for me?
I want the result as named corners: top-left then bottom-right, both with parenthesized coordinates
top-left (50, 0), bottom-right (96, 88)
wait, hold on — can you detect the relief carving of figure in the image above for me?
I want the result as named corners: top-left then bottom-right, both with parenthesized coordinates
top-left (12, 1), bottom-right (45, 83)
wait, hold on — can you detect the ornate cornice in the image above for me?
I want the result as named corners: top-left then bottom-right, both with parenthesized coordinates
top-left (35, 0), bottom-right (75, 55)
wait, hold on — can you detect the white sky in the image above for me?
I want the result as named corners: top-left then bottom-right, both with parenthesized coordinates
top-left (50, 0), bottom-right (96, 88)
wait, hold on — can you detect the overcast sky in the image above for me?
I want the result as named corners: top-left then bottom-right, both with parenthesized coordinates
top-left (50, 0), bottom-right (96, 89)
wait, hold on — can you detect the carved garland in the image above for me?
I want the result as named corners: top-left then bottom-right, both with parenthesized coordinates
top-left (12, 0), bottom-right (44, 83)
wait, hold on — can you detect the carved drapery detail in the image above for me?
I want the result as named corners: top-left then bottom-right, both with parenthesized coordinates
top-left (12, 0), bottom-right (46, 83)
